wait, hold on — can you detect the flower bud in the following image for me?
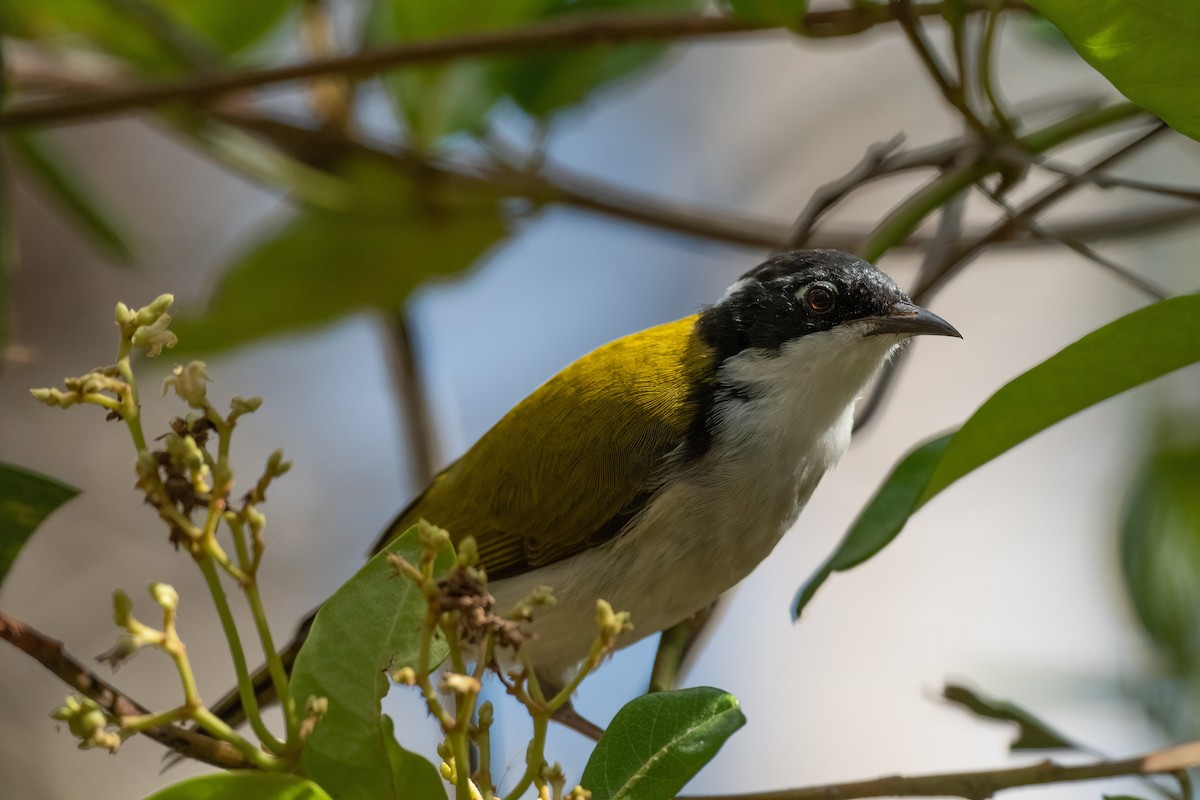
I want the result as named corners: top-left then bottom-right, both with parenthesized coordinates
top-left (391, 667), bottom-right (417, 685)
top-left (456, 536), bottom-right (479, 568)
top-left (162, 361), bottom-right (210, 406)
top-left (112, 590), bottom-right (133, 628)
top-left (149, 582), bottom-right (178, 613)
top-left (230, 395), bottom-right (263, 418)
top-left (440, 673), bottom-right (481, 696)
top-left (133, 294), bottom-right (174, 326)
top-left (131, 314), bottom-right (177, 357)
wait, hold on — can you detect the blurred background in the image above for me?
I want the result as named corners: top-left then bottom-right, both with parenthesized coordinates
top-left (2, 2), bottom-right (1200, 798)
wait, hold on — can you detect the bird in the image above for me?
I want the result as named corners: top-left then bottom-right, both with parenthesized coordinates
top-left (215, 248), bottom-right (959, 728)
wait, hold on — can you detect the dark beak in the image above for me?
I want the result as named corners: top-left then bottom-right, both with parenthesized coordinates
top-left (864, 301), bottom-right (961, 338)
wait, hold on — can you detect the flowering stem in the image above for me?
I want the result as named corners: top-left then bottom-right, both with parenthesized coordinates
top-left (114, 340), bottom-right (148, 453)
top-left (197, 556), bottom-right (286, 755)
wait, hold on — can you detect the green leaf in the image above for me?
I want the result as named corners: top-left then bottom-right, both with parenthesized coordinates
top-left (1119, 428), bottom-right (1200, 674)
top-left (793, 435), bottom-right (950, 619)
top-left (0, 463), bottom-right (79, 588)
top-left (494, 0), bottom-right (706, 118)
top-left (581, 686), bottom-right (745, 800)
top-left (7, 132), bottom-right (134, 263)
top-left (1027, 0), bottom-right (1200, 143)
top-left (368, 0), bottom-right (544, 144)
top-left (141, 772), bottom-right (334, 800)
top-left (3, 0), bottom-right (297, 73)
top-left (723, 0), bottom-right (807, 27)
top-left (942, 684), bottom-right (1074, 751)
top-left (170, 157), bottom-right (505, 354)
top-left (794, 295), bottom-right (1200, 617)
top-left (289, 527), bottom-right (452, 800)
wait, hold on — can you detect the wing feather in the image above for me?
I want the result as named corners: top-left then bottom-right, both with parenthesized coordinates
top-left (374, 315), bottom-right (711, 579)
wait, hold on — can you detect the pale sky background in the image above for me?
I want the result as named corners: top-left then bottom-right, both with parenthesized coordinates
top-left (3, 10), bottom-right (1200, 800)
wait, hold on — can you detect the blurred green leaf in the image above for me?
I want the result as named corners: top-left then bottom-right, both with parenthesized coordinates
top-left (171, 157), bottom-right (505, 354)
top-left (1027, 0), bottom-right (1200, 143)
top-left (7, 132), bottom-right (134, 263)
top-left (942, 684), bottom-right (1075, 751)
top-left (495, 0), bottom-right (705, 118)
top-left (1120, 430), bottom-right (1200, 675)
top-left (3, 0), bottom-right (297, 72)
top-left (0, 463), bottom-right (79, 588)
top-left (368, 0), bottom-right (544, 144)
top-left (581, 686), bottom-right (744, 800)
top-left (142, 772), bottom-right (333, 800)
top-left (795, 295), bottom-right (1200, 618)
top-left (289, 527), bottom-right (452, 800)
top-left (723, 0), bottom-right (807, 27)
top-left (0, 118), bottom-right (12, 349)
top-left (793, 435), bottom-right (950, 618)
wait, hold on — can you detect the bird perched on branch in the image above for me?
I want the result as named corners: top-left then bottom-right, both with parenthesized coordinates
top-left (215, 248), bottom-right (959, 728)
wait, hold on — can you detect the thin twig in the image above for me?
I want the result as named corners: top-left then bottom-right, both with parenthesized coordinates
top-left (892, 0), bottom-right (989, 136)
top-left (1035, 159), bottom-right (1200, 203)
top-left (0, 2), bottom-right (1030, 129)
top-left (785, 134), bottom-right (908, 249)
top-left (910, 121), bottom-right (1167, 301)
top-left (685, 739), bottom-right (1200, 800)
top-left (383, 313), bottom-right (440, 491)
top-left (974, 177), bottom-right (1172, 299)
top-left (1022, 218), bottom-right (1170, 300)
top-left (214, 108), bottom-right (1200, 257)
top-left (0, 609), bottom-right (249, 770)
top-left (854, 174), bottom-right (966, 434)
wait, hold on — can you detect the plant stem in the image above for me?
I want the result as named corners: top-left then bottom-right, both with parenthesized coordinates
top-left (860, 101), bottom-right (1145, 260)
top-left (0, 2), bottom-right (1028, 129)
top-left (0, 610), bottom-right (253, 769)
top-left (192, 707), bottom-right (283, 770)
top-left (501, 716), bottom-right (548, 800)
top-left (197, 556), bottom-right (287, 755)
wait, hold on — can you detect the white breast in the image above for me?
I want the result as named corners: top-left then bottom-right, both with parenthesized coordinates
top-left (491, 325), bottom-right (902, 681)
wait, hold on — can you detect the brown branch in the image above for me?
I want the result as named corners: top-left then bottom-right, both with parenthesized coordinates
top-left (213, 110), bottom-right (1200, 257)
top-left (383, 313), bottom-right (440, 490)
top-left (911, 122), bottom-right (1168, 302)
top-left (786, 133), bottom-right (908, 249)
top-left (978, 187), bottom-right (1172, 300)
top-left (685, 740), bottom-right (1200, 800)
top-left (0, 609), bottom-right (249, 770)
top-left (0, 2), bottom-right (1030, 130)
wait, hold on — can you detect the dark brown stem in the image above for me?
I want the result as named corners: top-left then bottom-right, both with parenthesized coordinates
top-left (911, 122), bottom-right (1168, 302)
top-left (383, 313), bottom-right (440, 490)
top-left (892, 0), bottom-right (989, 136)
top-left (0, 2), bottom-right (1030, 130)
top-left (214, 109), bottom-right (1200, 257)
top-left (786, 133), bottom-right (908, 249)
top-left (0, 609), bottom-right (249, 770)
top-left (685, 740), bottom-right (1200, 800)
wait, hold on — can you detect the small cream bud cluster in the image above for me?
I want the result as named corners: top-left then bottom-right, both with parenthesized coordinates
top-left (50, 696), bottom-right (121, 753)
top-left (116, 294), bottom-right (177, 357)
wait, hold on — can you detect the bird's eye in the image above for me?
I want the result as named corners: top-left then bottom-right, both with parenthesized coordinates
top-left (802, 282), bottom-right (837, 315)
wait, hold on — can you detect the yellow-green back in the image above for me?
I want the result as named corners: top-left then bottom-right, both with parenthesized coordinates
top-left (380, 315), bottom-right (713, 578)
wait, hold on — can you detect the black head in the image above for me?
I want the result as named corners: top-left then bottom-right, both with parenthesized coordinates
top-left (697, 249), bottom-right (959, 362)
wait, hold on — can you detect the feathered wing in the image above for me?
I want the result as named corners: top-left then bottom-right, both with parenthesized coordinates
top-left (376, 314), bottom-right (711, 578)
top-left (204, 315), bottom-right (711, 732)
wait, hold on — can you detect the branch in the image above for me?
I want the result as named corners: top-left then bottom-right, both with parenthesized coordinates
top-left (0, 2), bottom-right (1030, 129)
top-left (0, 609), bottom-right (249, 770)
top-left (383, 313), bottom-right (440, 490)
top-left (215, 108), bottom-right (1200, 258)
top-left (911, 121), bottom-right (1168, 301)
top-left (686, 740), bottom-right (1200, 800)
